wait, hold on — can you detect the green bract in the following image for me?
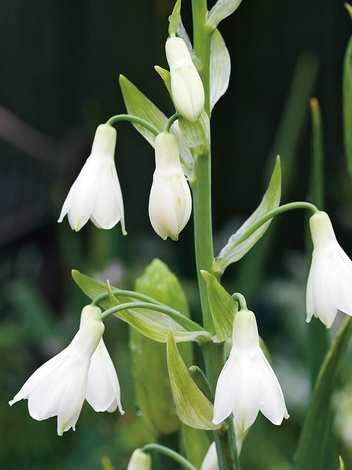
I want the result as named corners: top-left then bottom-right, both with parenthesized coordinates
top-left (119, 74), bottom-right (194, 179)
top-left (213, 156), bottom-right (281, 273)
top-left (166, 329), bottom-right (221, 431)
top-left (72, 270), bottom-right (211, 344)
top-left (201, 270), bottom-right (237, 341)
top-left (210, 29), bottom-right (231, 111)
top-left (207, 0), bottom-right (243, 30)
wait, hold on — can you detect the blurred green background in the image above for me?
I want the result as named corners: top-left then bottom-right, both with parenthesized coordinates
top-left (1, 0), bottom-right (352, 469)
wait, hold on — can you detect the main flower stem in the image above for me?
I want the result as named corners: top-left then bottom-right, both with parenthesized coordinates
top-left (191, 2), bottom-right (240, 469)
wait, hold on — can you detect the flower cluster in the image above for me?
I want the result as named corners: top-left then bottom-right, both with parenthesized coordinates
top-left (58, 37), bottom-right (204, 241)
top-left (9, 305), bottom-right (123, 435)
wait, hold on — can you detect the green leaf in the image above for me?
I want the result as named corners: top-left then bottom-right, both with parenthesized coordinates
top-left (130, 258), bottom-right (192, 437)
top-left (343, 36), bottom-right (352, 178)
top-left (345, 3), bottom-right (352, 21)
top-left (214, 156), bottom-right (281, 273)
top-left (119, 74), bottom-right (194, 178)
top-left (119, 74), bottom-right (166, 147)
top-left (154, 66), bottom-right (171, 96)
top-left (210, 29), bottom-right (231, 111)
top-left (294, 317), bottom-right (352, 470)
top-left (201, 270), bottom-right (237, 342)
top-left (339, 456), bottom-right (345, 470)
top-left (72, 270), bottom-right (210, 344)
top-left (207, 0), bottom-right (243, 29)
top-left (181, 424), bottom-right (211, 468)
top-left (167, 329), bottom-right (221, 430)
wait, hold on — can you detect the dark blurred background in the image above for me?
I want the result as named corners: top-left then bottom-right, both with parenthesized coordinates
top-left (1, 0), bottom-right (352, 469)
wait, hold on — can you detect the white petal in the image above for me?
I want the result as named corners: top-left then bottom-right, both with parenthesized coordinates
top-left (91, 163), bottom-right (125, 232)
top-left (9, 349), bottom-right (69, 406)
top-left (335, 250), bottom-right (352, 315)
top-left (64, 158), bottom-right (100, 231)
top-left (57, 361), bottom-right (90, 435)
top-left (201, 442), bottom-right (219, 470)
top-left (85, 339), bottom-right (124, 414)
top-left (212, 354), bottom-right (235, 425)
top-left (257, 354), bottom-right (288, 425)
top-left (317, 253), bottom-right (339, 327)
top-left (230, 354), bottom-right (260, 431)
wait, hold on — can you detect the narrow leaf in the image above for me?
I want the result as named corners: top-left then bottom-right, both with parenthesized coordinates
top-left (119, 74), bottom-right (194, 178)
top-left (201, 270), bottom-right (237, 342)
top-left (207, 0), bottom-right (243, 29)
top-left (339, 456), bottom-right (345, 470)
top-left (119, 74), bottom-right (166, 147)
top-left (214, 156), bottom-right (281, 273)
top-left (343, 36), bottom-right (352, 177)
top-left (181, 424), bottom-right (211, 468)
top-left (168, 0), bottom-right (191, 49)
top-left (210, 29), bottom-right (231, 111)
top-left (294, 317), bottom-right (352, 470)
top-left (167, 329), bottom-right (221, 430)
top-left (72, 270), bottom-right (210, 343)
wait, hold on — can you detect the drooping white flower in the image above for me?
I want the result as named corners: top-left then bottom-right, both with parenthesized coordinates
top-left (9, 316), bottom-right (105, 435)
top-left (148, 132), bottom-right (192, 240)
top-left (212, 309), bottom-right (289, 431)
top-left (165, 37), bottom-right (205, 122)
top-left (80, 305), bottom-right (124, 415)
top-left (58, 124), bottom-right (126, 233)
top-left (127, 449), bottom-right (151, 470)
top-left (306, 210), bottom-right (352, 328)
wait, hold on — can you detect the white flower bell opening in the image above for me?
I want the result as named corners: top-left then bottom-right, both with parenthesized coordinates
top-left (148, 132), bottom-right (192, 240)
top-left (58, 124), bottom-right (126, 233)
top-left (165, 37), bottom-right (205, 122)
top-left (212, 309), bottom-right (289, 431)
top-left (306, 210), bottom-right (352, 328)
top-left (9, 314), bottom-right (105, 435)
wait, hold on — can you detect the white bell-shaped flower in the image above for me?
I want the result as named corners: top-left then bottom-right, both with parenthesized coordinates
top-left (306, 210), bottom-right (352, 328)
top-left (9, 316), bottom-right (105, 435)
top-left (58, 124), bottom-right (126, 233)
top-left (166, 37), bottom-right (205, 122)
top-left (148, 132), bottom-right (192, 240)
top-left (213, 309), bottom-right (288, 432)
top-left (127, 449), bottom-right (151, 470)
top-left (80, 305), bottom-right (124, 414)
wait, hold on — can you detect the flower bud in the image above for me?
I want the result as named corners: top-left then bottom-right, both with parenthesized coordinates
top-left (166, 37), bottom-right (205, 122)
top-left (148, 132), bottom-right (192, 240)
top-left (127, 449), bottom-right (151, 470)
